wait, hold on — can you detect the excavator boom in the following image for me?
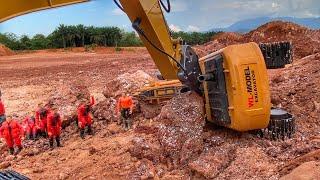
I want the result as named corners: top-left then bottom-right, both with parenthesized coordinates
top-left (0, 0), bottom-right (89, 23)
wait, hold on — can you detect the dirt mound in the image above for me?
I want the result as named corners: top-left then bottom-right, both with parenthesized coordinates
top-left (0, 44), bottom-right (14, 56)
top-left (46, 82), bottom-right (90, 127)
top-left (196, 21), bottom-right (320, 59)
top-left (280, 161), bottom-right (320, 180)
top-left (103, 70), bottom-right (155, 98)
top-left (157, 92), bottom-right (205, 167)
top-left (244, 21), bottom-right (320, 58)
top-left (270, 53), bottom-right (320, 135)
top-left (92, 98), bottom-right (117, 122)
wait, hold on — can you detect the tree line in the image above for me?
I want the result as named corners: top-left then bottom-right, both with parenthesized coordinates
top-left (0, 24), bottom-right (219, 50)
top-left (172, 31), bottom-right (219, 45)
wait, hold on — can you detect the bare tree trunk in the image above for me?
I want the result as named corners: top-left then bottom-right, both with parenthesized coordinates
top-left (82, 34), bottom-right (85, 47)
top-left (62, 36), bottom-right (66, 48)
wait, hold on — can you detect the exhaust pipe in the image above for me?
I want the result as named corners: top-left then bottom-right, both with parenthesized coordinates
top-left (198, 74), bottom-right (215, 82)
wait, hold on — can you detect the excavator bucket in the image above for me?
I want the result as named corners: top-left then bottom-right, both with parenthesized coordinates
top-left (259, 41), bottom-right (293, 69)
top-left (0, 170), bottom-right (30, 180)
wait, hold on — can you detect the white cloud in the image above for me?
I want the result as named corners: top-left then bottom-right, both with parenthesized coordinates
top-left (169, 24), bottom-right (182, 32)
top-left (112, 8), bottom-right (125, 16)
top-left (187, 25), bottom-right (200, 32)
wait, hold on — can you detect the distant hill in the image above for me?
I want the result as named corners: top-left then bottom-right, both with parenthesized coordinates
top-left (211, 17), bottom-right (320, 33)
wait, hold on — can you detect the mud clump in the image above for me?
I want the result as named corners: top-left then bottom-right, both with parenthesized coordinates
top-left (47, 83), bottom-right (90, 128)
top-left (128, 159), bottom-right (157, 179)
top-left (281, 161), bottom-right (320, 180)
top-left (157, 92), bottom-right (205, 168)
top-left (103, 70), bottom-right (154, 98)
top-left (92, 98), bottom-right (117, 122)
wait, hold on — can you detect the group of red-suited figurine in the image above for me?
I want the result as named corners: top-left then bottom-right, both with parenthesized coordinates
top-left (0, 91), bottom-right (95, 155)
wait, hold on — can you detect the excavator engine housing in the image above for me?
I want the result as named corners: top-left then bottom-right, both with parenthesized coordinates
top-left (199, 42), bottom-right (271, 131)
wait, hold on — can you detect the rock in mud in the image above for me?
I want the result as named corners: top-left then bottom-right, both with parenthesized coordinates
top-left (0, 161), bottom-right (11, 169)
top-left (92, 98), bottom-right (117, 122)
top-left (129, 137), bottom-right (162, 164)
top-left (189, 145), bottom-right (236, 179)
top-left (127, 159), bottom-right (157, 180)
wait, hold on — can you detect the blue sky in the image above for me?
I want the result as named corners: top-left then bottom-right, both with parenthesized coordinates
top-left (0, 0), bottom-right (319, 36)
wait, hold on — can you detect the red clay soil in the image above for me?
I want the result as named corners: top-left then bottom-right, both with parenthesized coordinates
top-left (0, 44), bottom-right (14, 56)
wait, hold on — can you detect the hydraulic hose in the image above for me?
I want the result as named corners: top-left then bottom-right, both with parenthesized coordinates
top-left (132, 18), bottom-right (186, 73)
top-left (113, 0), bottom-right (124, 12)
top-left (159, 0), bottom-right (171, 13)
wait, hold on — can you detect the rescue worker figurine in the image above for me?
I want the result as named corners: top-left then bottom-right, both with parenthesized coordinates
top-left (47, 107), bottom-right (62, 149)
top-left (116, 93), bottom-right (134, 130)
top-left (23, 116), bottom-right (38, 140)
top-left (77, 96), bottom-right (95, 139)
top-left (0, 90), bottom-right (6, 126)
top-left (0, 114), bottom-right (24, 155)
top-left (35, 103), bottom-right (49, 138)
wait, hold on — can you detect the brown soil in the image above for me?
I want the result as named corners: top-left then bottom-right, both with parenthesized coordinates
top-left (0, 44), bottom-right (14, 56)
top-left (0, 21), bottom-right (319, 179)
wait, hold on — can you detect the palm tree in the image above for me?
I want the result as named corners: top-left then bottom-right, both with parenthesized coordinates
top-left (57, 24), bottom-right (67, 48)
top-left (76, 24), bottom-right (86, 47)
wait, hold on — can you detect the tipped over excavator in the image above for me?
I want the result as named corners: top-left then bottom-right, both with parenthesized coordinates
top-left (0, 0), bottom-right (295, 139)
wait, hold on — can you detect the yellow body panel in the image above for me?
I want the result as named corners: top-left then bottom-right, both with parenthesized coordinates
top-left (135, 80), bottom-right (185, 104)
top-left (0, 0), bottom-right (89, 23)
top-left (200, 43), bottom-right (271, 131)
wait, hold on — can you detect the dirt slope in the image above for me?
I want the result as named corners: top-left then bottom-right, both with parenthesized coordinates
top-left (0, 44), bottom-right (14, 56)
top-left (196, 21), bottom-right (320, 59)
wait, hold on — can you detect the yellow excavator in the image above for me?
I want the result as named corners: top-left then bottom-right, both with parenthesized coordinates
top-left (0, 0), bottom-right (294, 139)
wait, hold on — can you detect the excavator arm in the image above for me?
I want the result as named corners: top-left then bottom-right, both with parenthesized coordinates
top-left (0, 0), bottom-right (89, 23)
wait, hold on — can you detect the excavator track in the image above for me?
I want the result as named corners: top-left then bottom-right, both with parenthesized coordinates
top-left (0, 170), bottom-right (30, 180)
top-left (259, 41), bottom-right (293, 69)
top-left (260, 108), bottom-right (295, 140)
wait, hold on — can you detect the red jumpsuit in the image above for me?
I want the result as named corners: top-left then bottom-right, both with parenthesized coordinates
top-left (0, 100), bottom-right (5, 116)
top-left (0, 120), bottom-right (23, 148)
top-left (47, 112), bottom-right (62, 138)
top-left (23, 117), bottom-right (37, 138)
top-left (77, 96), bottom-right (95, 129)
top-left (35, 107), bottom-right (48, 132)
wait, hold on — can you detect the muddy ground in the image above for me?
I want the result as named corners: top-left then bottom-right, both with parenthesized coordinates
top-left (0, 22), bottom-right (319, 180)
